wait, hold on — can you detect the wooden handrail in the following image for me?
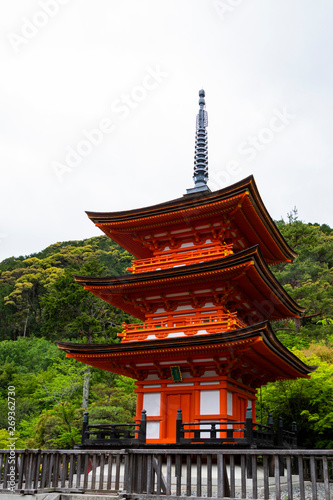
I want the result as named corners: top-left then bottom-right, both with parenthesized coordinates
top-left (119, 313), bottom-right (246, 340)
top-left (127, 245), bottom-right (234, 272)
top-left (176, 408), bottom-right (277, 449)
top-left (81, 410), bottom-right (146, 447)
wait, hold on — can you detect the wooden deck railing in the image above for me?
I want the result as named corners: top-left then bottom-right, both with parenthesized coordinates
top-left (119, 313), bottom-right (246, 341)
top-left (80, 409), bottom-right (146, 448)
top-left (127, 245), bottom-right (234, 273)
top-left (1, 448), bottom-right (333, 499)
top-left (77, 407), bottom-right (294, 452)
top-left (0, 448), bottom-right (125, 494)
top-left (176, 407), bottom-right (296, 449)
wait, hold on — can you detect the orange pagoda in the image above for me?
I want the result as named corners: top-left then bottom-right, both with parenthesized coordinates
top-left (57, 90), bottom-right (314, 444)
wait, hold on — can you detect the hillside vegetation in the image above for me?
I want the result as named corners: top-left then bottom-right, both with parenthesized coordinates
top-left (0, 212), bottom-right (332, 448)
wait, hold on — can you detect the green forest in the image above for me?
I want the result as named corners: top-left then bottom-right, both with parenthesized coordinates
top-left (0, 210), bottom-right (332, 449)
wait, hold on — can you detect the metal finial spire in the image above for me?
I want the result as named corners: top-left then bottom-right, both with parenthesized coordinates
top-left (186, 89), bottom-right (211, 195)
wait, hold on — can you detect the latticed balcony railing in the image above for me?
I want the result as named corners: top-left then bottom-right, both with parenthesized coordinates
top-left (118, 313), bottom-right (246, 342)
top-left (127, 244), bottom-right (233, 273)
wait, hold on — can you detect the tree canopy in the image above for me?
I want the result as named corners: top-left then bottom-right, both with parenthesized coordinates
top-left (0, 236), bottom-right (133, 342)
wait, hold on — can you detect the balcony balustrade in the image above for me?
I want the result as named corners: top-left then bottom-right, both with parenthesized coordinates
top-left (127, 244), bottom-right (233, 273)
top-left (118, 313), bottom-right (246, 342)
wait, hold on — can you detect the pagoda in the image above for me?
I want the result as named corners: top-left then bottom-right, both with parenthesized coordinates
top-left (57, 90), bottom-right (314, 444)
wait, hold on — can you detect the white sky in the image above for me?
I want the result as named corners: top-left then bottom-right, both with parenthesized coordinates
top-left (1, 0), bottom-right (332, 261)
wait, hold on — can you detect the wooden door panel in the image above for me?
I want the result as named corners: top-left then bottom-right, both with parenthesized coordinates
top-left (165, 393), bottom-right (191, 442)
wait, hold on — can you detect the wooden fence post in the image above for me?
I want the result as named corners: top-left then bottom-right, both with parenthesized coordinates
top-left (277, 416), bottom-right (283, 447)
top-left (211, 422), bottom-right (216, 439)
top-left (176, 408), bottom-right (183, 445)
top-left (123, 450), bottom-right (131, 493)
top-left (138, 409), bottom-right (147, 444)
top-left (292, 421), bottom-right (298, 446)
top-left (292, 421), bottom-right (299, 474)
top-left (245, 408), bottom-right (253, 479)
top-left (245, 407), bottom-right (253, 445)
top-left (278, 417), bottom-right (285, 476)
top-left (268, 414), bottom-right (275, 476)
top-left (81, 412), bottom-right (89, 445)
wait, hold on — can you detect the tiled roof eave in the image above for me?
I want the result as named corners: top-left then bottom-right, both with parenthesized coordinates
top-left (73, 245), bottom-right (305, 317)
top-left (86, 175), bottom-right (296, 262)
top-left (56, 321), bottom-right (315, 376)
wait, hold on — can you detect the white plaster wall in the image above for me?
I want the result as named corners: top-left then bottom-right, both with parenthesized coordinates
top-left (143, 392), bottom-right (161, 416)
top-left (146, 421), bottom-right (160, 439)
top-left (200, 390), bottom-right (220, 415)
top-left (227, 391), bottom-right (233, 415)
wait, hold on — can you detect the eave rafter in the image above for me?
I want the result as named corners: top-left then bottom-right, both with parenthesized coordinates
top-left (160, 294), bottom-right (176, 312)
top-left (189, 226), bottom-right (204, 245)
top-left (126, 363), bottom-right (148, 381)
top-left (224, 225), bottom-right (248, 252)
top-left (153, 361), bottom-right (169, 379)
top-left (132, 233), bottom-right (151, 249)
top-left (166, 231), bottom-right (178, 248)
top-left (213, 355), bottom-right (239, 376)
top-left (189, 290), bottom-right (205, 308)
top-left (148, 235), bottom-right (160, 251)
top-left (211, 283), bottom-right (252, 315)
top-left (208, 218), bottom-right (234, 245)
top-left (211, 283), bottom-right (234, 305)
top-left (187, 358), bottom-right (205, 377)
top-left (123, 295), bottom-right (154, 314)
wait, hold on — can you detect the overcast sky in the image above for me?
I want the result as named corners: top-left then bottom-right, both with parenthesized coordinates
top-left (1, 0), bottom-right (332, 261)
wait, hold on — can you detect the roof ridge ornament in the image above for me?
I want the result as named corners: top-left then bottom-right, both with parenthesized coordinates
top-left (186, 89), bottom-right (211, 195)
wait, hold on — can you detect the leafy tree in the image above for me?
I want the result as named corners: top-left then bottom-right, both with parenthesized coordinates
top-left (41, 267), bottom-right (128, 343)
top-left (0, 337), bottom-right (64, 373)
top-left (257, 346), bottom-right (333, 449)
top-left (24, 403), bottom-right (84, 449)
top-left (0, 236), bottom-right (133, 341)
top-left (0, 429), bottom-right (25, 449)
top-left (88, 385), bottom-right (136, 425)
top-left (271, 214), bottom-right (333, 348)
top-left (22, 380), bottom-right (136, 449)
